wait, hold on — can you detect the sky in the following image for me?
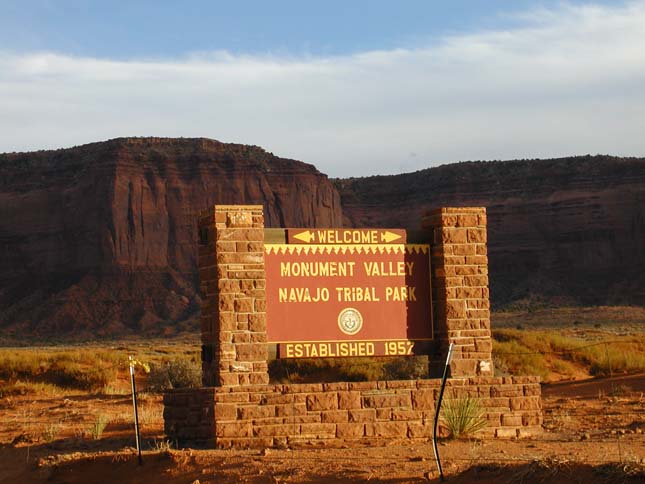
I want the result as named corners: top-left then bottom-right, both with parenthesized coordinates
top-left (1, 1), bottom-right (644, 177)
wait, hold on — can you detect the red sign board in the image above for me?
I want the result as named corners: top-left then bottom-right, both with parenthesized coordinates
top-left (265, 236), bottom-right (433, 358)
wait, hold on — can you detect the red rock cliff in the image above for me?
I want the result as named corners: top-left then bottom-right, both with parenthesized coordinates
top-left (0, 138), bottom-right (341, 336)
top-left (336, 156), bottom-right (645, 308)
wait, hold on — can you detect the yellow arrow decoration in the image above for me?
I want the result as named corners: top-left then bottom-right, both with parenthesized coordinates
top-left (292, 230), bottom-right (315, 243)
top-left (380, 231), bottom-right (402, 243)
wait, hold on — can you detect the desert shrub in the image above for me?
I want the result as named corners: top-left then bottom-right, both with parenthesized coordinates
top-left (146, 359), bottom-right (201, 392)
top-left (0, 380), bottom-right (64, 398)
top-left (0, 350), bottom-right (119, 391)
top-left (492, 339), bottom-right (550, 379)
top-left (269, 356), bottom-right (429, 383)
top-left (492, 329), bottom-right (645, 380)
top-left (269, 357), bottom-right (375, 383)
top-left (45, 362), bottom-right (117, 391)
top-left (90, 414), bottom-right (109, 440)
top-left (441, 395), bottom-right (487, 438)
top-left (382, 356), bottom-right (428, 380)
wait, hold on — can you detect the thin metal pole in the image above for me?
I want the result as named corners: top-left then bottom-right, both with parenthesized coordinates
top-left (129, 356), bottom-right (143, 465)
top-left (432, 342), bottom-right (454, 482)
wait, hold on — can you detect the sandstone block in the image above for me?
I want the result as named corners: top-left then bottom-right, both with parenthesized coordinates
top-left (337, 391), bottom-right (362, 409)
top-left (442, 228), bottom-right (467, 244)
top-left (236, 344), bottom-right (267, 362)
top-left (509, 396), bottom-right (541, 411)
top-left (238, 405), bottom-right (275, 420)
top-left (392, 409), bottom-right (420, 421)
top-left (490, 385), bottom-right (524, 398)
top-left (233, 298), bottom-right (254, 313)
top-left (275, 403), bottom-right (307, 417)
top-left (216, 422), bottom-right (252, 438)
top-left (376, 408), bottom-right (391, 420)
top-left (411, 389), bottom-right (436, 410)
top-left (306, 392), bottom-right (338, 411)
top-left (253, 424), bottom-right (292, 437)
top-left (323, 382), bottom-right (349, 391)
top-left (291, 414), bottom-right (322, 424)
top-left (365, 422), bottom-right (408, 438)
top-left (521, 414), bottom-right (543, 426)
top-left (456, 214), bottom-right (479, 227)
top-left (248, 313), bottom-right (267, 332)
top-left (523, 385), bottom-right (541, 397)
top-left (495, 427), bottom-right (518, 438)
top-left (362, 393), bottom-right (411, 409)
top-left (348, 409), bottom-right (376, 423)
top-left (501, 414), bottom-right (523, 426)
top-left (336, 423), bottom-right (365, 439)
top-left (226, 212), bottom-right (253, 227)
top-left (300, 423), bottom-right (336, 438)
top-left (347, 381), bottom-right (378, 391)
top-left (467, 228), bottom-right (487, 243)
top-left (321, 410), bottom-right (349, 423)
top-left (215, 241), bottom-right (236, 253)
top-left (282, 383), bottom-right (323, 393)
top-left (219, 373), bottom-right (240, 386)
top-left (249, 372), bottom-right (269, 385)
top-left (385, 380), bottom-right (415, 389)
top-left (407, 422), bottom-right (433, 438)
top-left (219, 295), bottom-right (234, 312)
top-left (445, 300), bottom-right (466, 319)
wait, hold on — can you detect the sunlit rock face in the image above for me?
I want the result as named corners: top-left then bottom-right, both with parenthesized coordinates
top-left (0, 137), bottom-right (341, 335)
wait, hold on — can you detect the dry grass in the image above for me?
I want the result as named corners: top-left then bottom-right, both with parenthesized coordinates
top-left (0, 338), bottom-right (201, 396)
top-left (0, 348), bottom-right (122, 391)
top-left (493, 329), bottom-right (645, 381)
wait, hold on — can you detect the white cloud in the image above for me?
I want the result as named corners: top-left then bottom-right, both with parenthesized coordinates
top-left (1, 2), bottom-right (644, 177)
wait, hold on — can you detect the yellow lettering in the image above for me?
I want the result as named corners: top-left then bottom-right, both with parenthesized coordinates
top-left (385, 286), bottom-right (417, 301)
top-left (278, 262), bottom-right (356, 278)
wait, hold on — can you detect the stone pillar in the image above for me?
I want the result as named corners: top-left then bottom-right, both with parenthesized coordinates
top-left (423, 207), bottom-right (494, 377)
top-left (198, 205), bottom-right (269, 387)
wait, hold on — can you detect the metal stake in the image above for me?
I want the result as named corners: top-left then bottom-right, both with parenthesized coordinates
top-left (432, 342), bottom-right (454, 481)
top-left (129, 356), bottom-right (143, 465)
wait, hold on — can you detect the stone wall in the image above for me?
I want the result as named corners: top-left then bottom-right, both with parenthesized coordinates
top-left (198, 205), bottom-right (269, 387)
top-left (164, 204), bottom-right (544, 448)
top-left (164, 376), bottom-right (542, 448)
top-left (423, 208), bottom-right (494, 377)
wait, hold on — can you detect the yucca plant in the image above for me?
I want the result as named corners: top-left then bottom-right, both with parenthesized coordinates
top-left (90, 414), bottom-right (110, 440)
top-left (441, 395), bottom-right (487, 438)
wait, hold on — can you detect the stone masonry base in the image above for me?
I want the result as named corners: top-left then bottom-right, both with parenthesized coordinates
top-left (164, 376), bottom-right (542, 448)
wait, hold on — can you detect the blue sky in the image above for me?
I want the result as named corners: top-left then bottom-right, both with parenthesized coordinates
top-left (1, 1), bottom-right (644, 176)
top-left (0, 1), bottom-right (606, 58)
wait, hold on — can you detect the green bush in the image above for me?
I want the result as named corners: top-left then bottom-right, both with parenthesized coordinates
top-left (146, 359), bottom-right (201, 392)
top-left (441, 395), bottom-right (487, 438)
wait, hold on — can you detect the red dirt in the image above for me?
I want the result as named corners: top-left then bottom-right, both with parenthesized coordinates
top-left (1, 375), bottom-right (643, 483)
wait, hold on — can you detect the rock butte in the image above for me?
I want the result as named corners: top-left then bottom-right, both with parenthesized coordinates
top-left (0, 138), bottom-right (644, 335)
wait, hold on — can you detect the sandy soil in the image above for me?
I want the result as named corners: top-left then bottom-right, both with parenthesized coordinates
top-left (1, 374), bottom-right (643, 483)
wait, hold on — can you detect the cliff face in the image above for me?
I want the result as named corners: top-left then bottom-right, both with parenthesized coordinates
top-left (2, 143), bottom-right (643, 337)
top-left (336, 156), bottom-right (645, 308)
top-left (0, 138), bottom-right (342, 336)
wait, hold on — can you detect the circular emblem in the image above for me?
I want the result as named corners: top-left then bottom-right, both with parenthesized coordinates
top-left (337, 307), bottom-right (363, 335)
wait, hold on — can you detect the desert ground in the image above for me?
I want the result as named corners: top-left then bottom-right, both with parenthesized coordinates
top-left (0, 309), bottom-right (643, 483)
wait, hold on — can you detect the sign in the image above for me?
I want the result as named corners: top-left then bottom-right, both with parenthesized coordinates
top-left (265, 235), bottom-right (433, 358)
top-left (287, 228), bottom-right (406, 245)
